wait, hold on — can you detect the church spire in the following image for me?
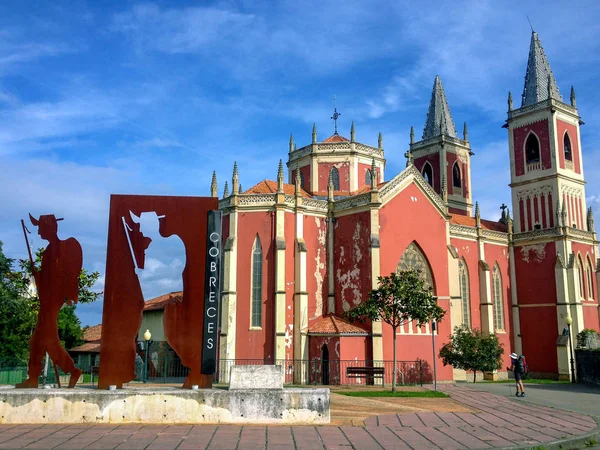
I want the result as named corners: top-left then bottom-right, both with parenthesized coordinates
top-left (210, 171), bottom-right (218, 198)
top-left (312, 123), bottom-right (317, 143)
top-left (289, 133), bottom-right (294, 153)
top-left (277, 159), bottom-right (284, 193)
top-left (223, 181), bottom-right (229, 199)
top-left (231, 161), bottom-right (239, 194)
top-left (521, 32), bottom-right (563, 107)
top-left (422, 76), bottom-right (458, 140)
top-left (570, 86), bottom-right (577, 108)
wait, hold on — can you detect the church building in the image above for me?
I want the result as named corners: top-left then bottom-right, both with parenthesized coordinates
top-left (214, 32), bottom-right (600, 382)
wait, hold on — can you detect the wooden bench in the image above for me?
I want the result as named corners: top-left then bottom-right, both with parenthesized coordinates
top-left (346, 366), bottom-right (385, 385)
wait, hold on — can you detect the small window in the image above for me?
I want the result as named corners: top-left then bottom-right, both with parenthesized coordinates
top-left (251, 236), bottom-right (263, 328)
top-left (365, 169), bottom-right (372, 186)
top-left (534, 223), bottom-right (542, 230)
top-left (564, 133), bottom-right (572, 162)
top-left (452, 162), bottom-right (461, 188)
top-left (422, 162), bottom-right (433, 187)
top-left (330, 168), bottom-right (340, 190)
top-left (525, 133), bottom-right (540, 164)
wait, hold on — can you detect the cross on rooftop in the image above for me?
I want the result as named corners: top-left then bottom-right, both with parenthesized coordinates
top-left (330, 96), bottom-right (341, 135)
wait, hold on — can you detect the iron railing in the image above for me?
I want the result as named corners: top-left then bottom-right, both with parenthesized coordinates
top-left (1, 358), bottom-right (423, 387)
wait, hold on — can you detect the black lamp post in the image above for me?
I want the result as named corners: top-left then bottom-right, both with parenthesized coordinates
top-left (565, 316), bottom-right (576, 383)
top-left (431, 320), bottom-right (437, 391)
top-left (143, 329), bottom-right (153, 383)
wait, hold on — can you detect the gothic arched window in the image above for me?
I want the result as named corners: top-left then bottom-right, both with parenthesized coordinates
top-left (459, 259), bottom-right (471, 328)
top-left (330, 167), bottom-right (340, 190)
top-left (525, 133), bottom-right (541, 164)
top-left (251, 236), bottom-right (263, 327)
top-left (365, 169), bottom-right (372, 186)
top-left (397, 242), bottom-right (434, 292)
top-left (492, 264), bottom-right (505, 330)
top-left (422, 162), bottom-right (434, 187)
top-left (564, 132), bottom-right (573, 162)
top-left (587, 258), bottom-right (594, 300)
top-left (452, 162), bottom-right (462, 188)
top-left (577, 255), bottom-right (585, 299)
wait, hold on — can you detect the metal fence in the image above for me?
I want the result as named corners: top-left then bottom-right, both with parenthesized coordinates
top-left (1, 358), bottom-right (423, 387)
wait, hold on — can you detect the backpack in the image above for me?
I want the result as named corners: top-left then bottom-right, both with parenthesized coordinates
top-left (516, 355), bottom-right (528, 375)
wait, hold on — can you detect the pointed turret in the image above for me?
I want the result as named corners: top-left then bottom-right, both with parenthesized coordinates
top-left (232, 161), bottom-right (239, 194)
top-left (277, 159), bottom-right (284, 192)
top-left (350, 121), bottom-right (355, 142)
top-left (378, 132), bottom-right (383, 149)
top-left (223, 181), bottom-right (229, 199)
top-left (441, 175), bottom-right (448, 203)
top-left (210, 171), bottom-right (218, 198)
top-left (463, 122), bottom-right (468, 142)
top-left (410, 126), bottom-right (415, 144)
top-left (327, 170), bottom-right (334, 202)
top-left (295, 167), bottom-right (301, 195)
top-left (239, 184), bottom-right (243, 194)
top-left (422, 76), bottom-right (458, 140)
top-left (289, 133), bottom-right (294, 153)
top-left (521, 32), bottom-right (563, 107)
top-left (508, 91), bottom-right (513, 111)
top-left (570, 86), bottom-right (577, 108)
top-left (475, 202), bottom-right (481, 228)
top-left (312, 123), bottom-right (317, 143)
top-left (587, 207), bottom-right (595, 232)
top-left (370, 157), bottom-right (377, 190)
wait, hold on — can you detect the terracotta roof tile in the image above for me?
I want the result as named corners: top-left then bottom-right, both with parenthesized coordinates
top-left (243, 180), bottom-right (312, 198)
top-left (308, 314), bottom-right (369, 335)
top-left (82, 324), bottom-right (102, 342)
top-left (144, 291), bottom-right (183, 311)
top-left (353, 182), bottom-right (387, 195)
top-left (322, 134), bottom-right (350, 143)
top-left (450, 215), bottom-right (507, 232)
top-left (69, 342), bottom-right (101, 353)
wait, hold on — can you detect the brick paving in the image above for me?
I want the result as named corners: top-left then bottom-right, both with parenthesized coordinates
top-left (0, 385), bottom-right (597, 449)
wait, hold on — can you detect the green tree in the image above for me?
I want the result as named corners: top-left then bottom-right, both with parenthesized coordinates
top-left (0, 241), bottom-right (37, 366)
top-left (344, 270), bottom-right (446, 392)
top-left (439, 325), bottom-right (504, 383)
top-left (0, 244), bottom-right (101, 366)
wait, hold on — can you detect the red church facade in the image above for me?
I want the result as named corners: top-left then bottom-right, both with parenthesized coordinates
top-left (215, 32), bottom-right (599, 382)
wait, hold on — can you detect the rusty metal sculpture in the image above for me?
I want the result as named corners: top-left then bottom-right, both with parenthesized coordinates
top-left (16, 214), bottom-right (83, 389)
top-left (98, 195), bottom-right (219, 389)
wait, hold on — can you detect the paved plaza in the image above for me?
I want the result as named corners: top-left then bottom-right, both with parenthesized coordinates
top-left (0, 384), bottom-right (598, 449)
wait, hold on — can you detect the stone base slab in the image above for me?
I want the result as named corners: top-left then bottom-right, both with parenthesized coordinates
top-left (0, 387), bottom-right (330, 424)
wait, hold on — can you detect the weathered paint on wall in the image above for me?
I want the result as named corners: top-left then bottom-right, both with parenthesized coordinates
top-left (235, 211), bottom-right (275, 360)
top-left (318, 162), bottom-right (351, 192)
top-left (304, 215), bottom-right (328, 323)
top-left (334, 212), bottom-right (372, 314)
top-left (379, 182), bottom-right (452, 380)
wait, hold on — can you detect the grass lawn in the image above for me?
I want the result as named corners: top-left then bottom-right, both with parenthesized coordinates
top-left (485, 378), bottom-right (570, 384)
top-left (336, 390), bottom-right (449, 398)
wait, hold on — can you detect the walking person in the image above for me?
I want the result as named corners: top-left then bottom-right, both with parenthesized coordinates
top-left (508, 352), bottom-right (526, 397)
top-left (16, 214), bottom-right (83, 389)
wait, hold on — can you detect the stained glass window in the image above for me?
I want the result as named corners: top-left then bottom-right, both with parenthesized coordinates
top-left (397, 242), bottom-right (433, 291)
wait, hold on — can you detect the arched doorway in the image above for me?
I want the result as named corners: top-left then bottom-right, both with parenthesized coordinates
top-left (321, 344), bottom-right (330, 385)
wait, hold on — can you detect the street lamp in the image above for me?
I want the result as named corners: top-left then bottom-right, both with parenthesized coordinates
top-left (144, 329), bottom-right (153, 383)
top-left (565, 316), bottom-right (576, 383)
top-left (431, 320), bottom-right (437, 392)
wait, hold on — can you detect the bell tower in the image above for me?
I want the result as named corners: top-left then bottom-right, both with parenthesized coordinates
top-left (410, 76), bottom-right (473, 215)
top-left (506, 31), bottom-right (586, 232)
top-left (507, 31), bottom-right (598, 381)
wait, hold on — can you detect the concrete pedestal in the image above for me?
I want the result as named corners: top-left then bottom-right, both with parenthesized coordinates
top-left (0, 387), bottom-right (330, 424)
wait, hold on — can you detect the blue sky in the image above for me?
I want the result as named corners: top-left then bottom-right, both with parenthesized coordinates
top-left (1, 0), bottom-right (600, 326)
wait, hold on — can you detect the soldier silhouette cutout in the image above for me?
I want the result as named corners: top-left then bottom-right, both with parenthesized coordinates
top-left (16, 214), bottom-right (83, 389)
